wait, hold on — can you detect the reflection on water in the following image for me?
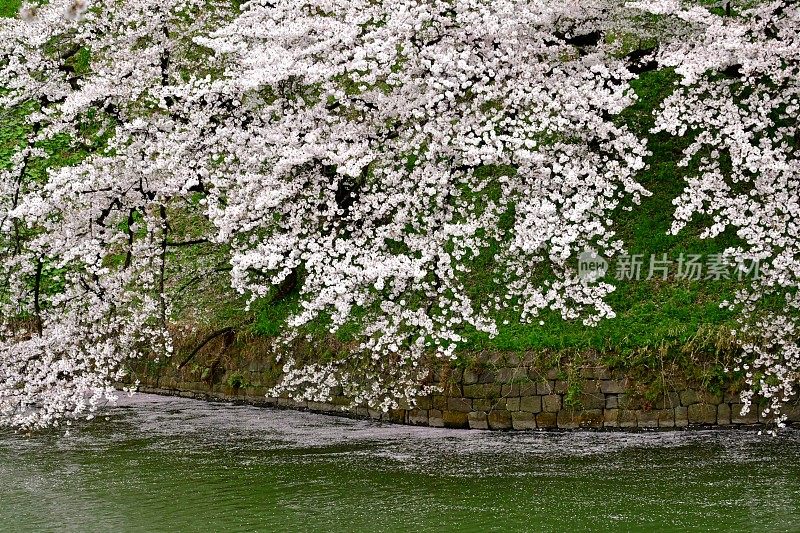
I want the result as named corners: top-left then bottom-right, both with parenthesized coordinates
top-left (1, 393), bottom-right (799, 532)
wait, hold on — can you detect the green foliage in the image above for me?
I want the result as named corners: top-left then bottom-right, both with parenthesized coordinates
top-left (0, 0), bottom-right (19, 18)
top-left (226, 372), bottom-right (245, 389)
top-left (563, 381), bottom-right (582, 409)
top-left (252, 297), bottom-right (299, 337)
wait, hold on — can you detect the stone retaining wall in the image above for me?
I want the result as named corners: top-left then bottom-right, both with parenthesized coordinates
top-left (130, 354), bottom-right (800, 430)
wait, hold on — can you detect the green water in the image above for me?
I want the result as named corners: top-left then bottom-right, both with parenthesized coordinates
top-left (1, 394), bottom-right (799, 532)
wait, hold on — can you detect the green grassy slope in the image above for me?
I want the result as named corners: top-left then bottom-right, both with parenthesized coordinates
top-left (0, 0), bottom-right (18, 17)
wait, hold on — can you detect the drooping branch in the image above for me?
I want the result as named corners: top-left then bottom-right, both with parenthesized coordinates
top-left (33, 258), bottom-right (43, 336)
top-left (177, 327), bottom-right (235, 370)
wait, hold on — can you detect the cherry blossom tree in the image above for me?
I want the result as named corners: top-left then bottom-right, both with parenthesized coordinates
top-left (630, 0), bottom-right (800, 427)
top-left (2, 0), bottom-right (797, 430)
top-left (195, 0), bottom-right (652, 410)
top-left (0, 0), bottom-right (235, 428)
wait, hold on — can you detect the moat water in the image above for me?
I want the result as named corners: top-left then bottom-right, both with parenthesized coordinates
top-left (1, 393), bottom-right (799, 532)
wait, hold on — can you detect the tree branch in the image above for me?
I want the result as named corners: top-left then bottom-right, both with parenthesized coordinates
top-left (177, 327), bottom-right (235, 370)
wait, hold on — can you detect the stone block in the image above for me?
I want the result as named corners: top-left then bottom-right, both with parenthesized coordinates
top-left (520, 396), bottom-right (542, 413)
top-left (512, 412), bottom-right (537, 430)
top-left (717, 403), bottom-right (731, 425)
top-left (478, 369), bottom-right (497, 384)
top-left (594, 367), bottom-right (613, 380)
top-left (542, 394), bottom-right (562, 412)
top-left (785, 403), bottom-right (800, 423)
top-left (468, 411), bottom-right (489, 430)
top-left (536, 412), bottom-right (558, 429)
top-left (617, 393), bottom-right (640, 410)
top-left (497, 367), bottom-right (524, 383)
top-left (618, 409), bottom-right (638, 428)
top-left (463, 368), bottom-right (480, 385)
top-left (580, 409), bottom-right (605, 429)
top-left (604, 408), bottom-right (620, 428)
top-left (527, 368), bottom-right (547, 382)
top-left (442, 382), bottom-right (461, 397)
top-left (552, 380), bottom-right (569, 394)
top-left (308, 401), bottom-right (334, 412)
top-left (488, 353), bottom-right (507, 365)
top-left (488, 410), bottom-right (513, 430)
top-left (558, 409), bottom-right (603, 429)
top-left (653, 391), bottom-right (681, 410)
top-left (414, 396), bottom-right (432, 410)
top-left (674, 406), bottom-right (688, 427)
top-left (408, 409), bottom-right (429, 426)
top-left (429, 409), bottom-right (444, 427)
top-left (688, 403), bottom-right (717, 425)
top-left (600, 379), bottom-right (627, 394)
top-left (583, 380), bottom-right (603, 394)
top-left (331, 396), bottom-right (350, 407)
top-left (579, 392), bottom-right (605, 410)
top-left (432, 395), bottom-right (448, 410)
top-left (442, 410), bottom-right (469, 429)
top-left (463, 383), bottom-right (502, 399)
top-left (546, 369), bottom-right (560, 380)
top-left (680, 390), bottom-right (700, 406)
top-left (699, 391), bottom-right (723, 405)
top-left (277, 397), bottom-right (296, 407)
top-left (506, 397), bottom-right (521, 411)
top-left (557, 410), bottom-right (580, 430)
top-left (447, 397), bottom-right (472, 413)
top-left (503, 382), bottom-right (538, 397)
top-left (636, 410), bottom-right (659, 428)
top-left (472, 398), bottom-right (493, 411)
top-left (383, 409), bottom-right (406, 424)
top-left (536, 381), bottom-right (555, 395)
top-left (605, 395), bottom-right (619, 409)
top-left (657, 409), bottom-right (675, 428)
top-left (731, 403), bottom-right (758, 425)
